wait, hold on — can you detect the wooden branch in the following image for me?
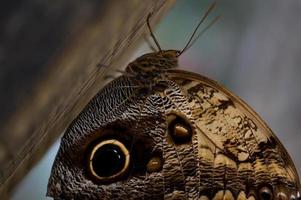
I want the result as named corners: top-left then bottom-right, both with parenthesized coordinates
top-left (0, 0), bottom-right (175, 197)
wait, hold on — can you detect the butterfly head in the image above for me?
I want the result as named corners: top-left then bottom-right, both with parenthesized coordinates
top-left (156, 49), bottom-right (181, 58)
top-left (126, 50), bottom-right (180, 77)
top-left (129, 1), bottom-right (220, 78)
top-left (135, 49), bottom-right (180, 62)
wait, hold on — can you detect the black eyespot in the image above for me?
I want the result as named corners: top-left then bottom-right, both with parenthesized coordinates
top-left (87, 139), bottom-right (130, 183)
top-left (259, 186), bottom-right (273, 200)
top-left (92, 144), bottom-right (125, 176)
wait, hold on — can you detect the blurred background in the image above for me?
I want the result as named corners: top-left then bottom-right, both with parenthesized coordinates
top-left (5, 0), bottom-right (301, 199)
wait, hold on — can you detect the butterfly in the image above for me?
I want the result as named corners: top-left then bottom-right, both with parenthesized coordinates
top-left (47, 3), bottom-right (301, 200)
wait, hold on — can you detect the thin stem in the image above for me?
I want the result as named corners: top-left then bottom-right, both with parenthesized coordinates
top-left (178, 1), bottom-right (217, 56)
top-left (185, 15), bottom-right (221, 51)
top-left (147, 13), bottom-right (162, 51)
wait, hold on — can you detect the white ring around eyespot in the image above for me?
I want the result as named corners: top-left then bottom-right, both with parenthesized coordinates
top-left (88, 139), bottom-right (130, 181)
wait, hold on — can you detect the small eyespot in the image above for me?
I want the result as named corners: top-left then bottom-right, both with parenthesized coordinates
top-left (276, 192), bottom-right (288, 200)
top-left (167, 113), bottom-right (193, 144)
top-left (87, 139), bottom-right (130, 183)
top-left (174, 124), bottom-right (189, 138)
top-left (259, 186), bottom-right (273, 200)
top-left (146, 154), bottom-right (163, 173)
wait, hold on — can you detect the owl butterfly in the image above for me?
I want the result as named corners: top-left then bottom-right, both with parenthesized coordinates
top-left (47, 3), bottom-right (300, 200)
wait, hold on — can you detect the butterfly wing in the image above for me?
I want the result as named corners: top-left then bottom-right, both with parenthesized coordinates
top-left (47, 65), bottom-right (300, 199)
top-left (165, 69), bottom-right (301, 199)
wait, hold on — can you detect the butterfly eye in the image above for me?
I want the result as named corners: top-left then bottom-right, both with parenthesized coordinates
top-left (167, 113), bottom-right (193, 144)
top-left (87, 139), bottom-right (130, 183)
top-left (259, 186), bottom-right (273, 200)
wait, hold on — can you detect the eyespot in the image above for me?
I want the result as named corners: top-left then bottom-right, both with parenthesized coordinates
top-left (167, 113), bottom-right (193, 144)
top-left (259, 186), bottom-right (273, 200)
top-left (87, 139), bottom-right (130, 183)
top-left (146, 153), bottom-right (163, 173)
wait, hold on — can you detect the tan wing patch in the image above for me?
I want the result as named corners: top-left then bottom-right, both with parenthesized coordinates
top-left (167, 69), bottom-right (300, 198)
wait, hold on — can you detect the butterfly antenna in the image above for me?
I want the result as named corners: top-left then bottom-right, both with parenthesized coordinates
top-left (147, 13), bottom-right (162, 52)
top-left (144, 34), bottom-right (157, 52)
top-left (178, 1), bottom-right (218, 56)
top-left (185, 15), bottom-right (220, 51)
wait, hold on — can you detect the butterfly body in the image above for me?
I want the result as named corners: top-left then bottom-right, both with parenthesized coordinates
top-left (47, 49), bottom-right (301, 199)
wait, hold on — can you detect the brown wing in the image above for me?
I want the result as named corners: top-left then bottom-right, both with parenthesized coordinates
top-left (167, 69), bottom-right (301, 199)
